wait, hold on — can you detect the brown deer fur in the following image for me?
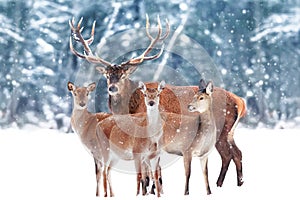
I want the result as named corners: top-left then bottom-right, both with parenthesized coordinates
top-left (159, 80), bottom-right (217, 195)
top-left (69, 82), bottom-right (163, 197)
top-left (130, 81), bottom-right (246, 187)
top-left (70, 16), bottom-right (246, 187)
top-left (68, 82), bottom-right (113, 197)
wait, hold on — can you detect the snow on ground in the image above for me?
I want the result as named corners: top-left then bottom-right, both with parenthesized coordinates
top-left (0, 125), bottom-right (299, 199)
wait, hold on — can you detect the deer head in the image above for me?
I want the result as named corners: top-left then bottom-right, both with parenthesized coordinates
top-left (138, 81), bottom-right (165, 109)
top-left (68, 81), bottom-right (96, 110)
top-left (69, 15), bottom-right (170, 96)
top-left (188, 79), bottom-right (214, 113)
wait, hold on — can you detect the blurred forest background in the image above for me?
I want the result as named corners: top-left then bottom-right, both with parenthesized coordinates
top-left (0, 0), bottom-right (299, 130)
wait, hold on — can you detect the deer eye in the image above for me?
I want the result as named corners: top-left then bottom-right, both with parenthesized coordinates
top-left (199, 97), bottom-right (204, 100)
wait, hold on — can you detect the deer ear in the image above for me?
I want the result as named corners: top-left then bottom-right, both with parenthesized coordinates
top-left (138, 81), bottom-right (146, 93)
top-left (87, 82), bottom-right (96, 92)
top-left (199, 79), bottom-right (207, 92)
top-left (158, 80), bottom-right (166, 92)
top-left (96, 66), bottom-right (107, 75)
top-left (67, 81), bottom-right (75, 91)
top-left (205, 81), bottom-right (214, 95)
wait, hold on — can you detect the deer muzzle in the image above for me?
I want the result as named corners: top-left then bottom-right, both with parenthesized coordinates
top-left (79, 102), bottom-right (86, 107)
top-left (148, 101), bottom-right (155, 107)
top-left (187, 105), bottom-right (196, 112)
top-left (108, 84), bottom-right (119, 95)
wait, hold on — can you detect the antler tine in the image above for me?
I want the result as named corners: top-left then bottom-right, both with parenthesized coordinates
top-left (69, 17), bottom-right (75, 32)
top-left (69, 36), bottom-right (85, 58)
top-left (145, 14), bottom-right (153, 40)
top-left (123, 15), bottom-right (169, 66)
top-left (86, 20), bottom-right (96, 45)
top-left (146, 15), bottom-right (170, 43)
top-left (69, 17), bottom-right (93, 56)
top-left (77, 17), bottom-right (83, 30)
top-left (160, 19), bottom-right (170, 40)
top-left (143, 43), bottom-right (165, 61)
top-left (69, 17), bottom-right (112, 67)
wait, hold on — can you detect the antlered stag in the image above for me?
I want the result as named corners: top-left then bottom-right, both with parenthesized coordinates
top-left (69, 16), bottom-right (246, 187)
top-left (68, 82), bottom-right (113, 197)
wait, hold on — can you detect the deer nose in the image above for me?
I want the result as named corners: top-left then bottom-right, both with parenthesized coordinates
top-left (108, 85), bottom-right (118, 94)
top-left (79, 102), bottom-right (86, 107)
top-left (187, 105), bottom-right (196, 112)
top-left (149, 101), bottom-right (155, 106)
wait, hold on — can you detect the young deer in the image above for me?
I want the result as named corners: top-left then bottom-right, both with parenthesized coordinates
top-left (67, 82), bottom-right (113, 197)
top-left (93, 81), bottom-right (166, 197)
top-left (68, 81), bottom-right (162, 197)
top-left (138, 80), bottom-right (165, 196)
top-left (69, 16), bottom-right (246, 187)
top-left (158, 79), bottom-right (216, 195)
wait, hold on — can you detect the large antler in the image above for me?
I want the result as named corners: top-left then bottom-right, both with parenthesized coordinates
top-left (69, 15), bottom-right (169, 67)
top-left (69, 17), bottom-right (112, 66)
top-left (121, 14), bottom-right (170, 66)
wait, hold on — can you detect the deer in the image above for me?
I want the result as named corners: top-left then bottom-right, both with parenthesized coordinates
top-left (68, 81), bottom-right (164, 197)
top-left (69, 16), bottom-right (246, 187)
top-left (138, 80), bottom-right (165, 196)
top-left (67, 81), bottom-right (113, 197)
top-left (156, 79), bottom-right (217, 195)
top-left (95, 81), bottom-right (167, 197)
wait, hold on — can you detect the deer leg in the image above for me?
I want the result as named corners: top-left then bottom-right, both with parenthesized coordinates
top-left (228, 134), bottom-right (243, 186)
top-left (94, 159), bottom-right (102, 197)
top-left (141, 164), bottom-right (148, 196)
top-left (139, 160), bottom-right (150, 195)
top-left (159, 175), bottom-right (163, 194)
top-left (233, 146), bottom-right (243, 186)
top-left (144, 164), bottom-right (154, 195)
top-left (154, 168), bottom-right (161, 197)
top-left (107, 165), bottom-right (114, 197)
top-left (215, 140), bottom-right (232, 187)
top-left (150, 156), bottom-right (161, 197)
top-left (134, 159), bottom-right (142, 196)
top-left (102, 165), bottom-right (108, 197)
top-left (152, 164), bottom-right (163, 195)
top-left (200, 156), bottom-right (212, 195)
top-left (183, 154), bottom-right (192, 195)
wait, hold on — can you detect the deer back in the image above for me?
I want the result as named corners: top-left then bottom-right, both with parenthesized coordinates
top-left (133, 84), bottom-right (244, 140)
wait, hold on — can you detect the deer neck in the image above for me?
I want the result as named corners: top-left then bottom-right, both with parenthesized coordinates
top-left (146, 105), bottom-right (163, 138)
top-left (71, 108), bottom-right (92, 135)
top-left (109, 79), bottom-right (139, 114)
top-left (198, 103), bottom-right (216, 135)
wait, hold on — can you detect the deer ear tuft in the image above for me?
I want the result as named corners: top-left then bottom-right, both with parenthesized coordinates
top-left (138, 81), bottom-right (146, 93)
top-left (205, 81), bottom-right (214, 95)
top-left (88, 82), bottom-right (96, 92)
top-left (68, 81), bottom-right (75, 91)
top-left (199, 79), bottom-right (207, 92)
top-left (158, 80), bottom-right (166, 92)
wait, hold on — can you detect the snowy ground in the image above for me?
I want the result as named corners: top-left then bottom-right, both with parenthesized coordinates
top-left (0, 125), bottom-right (299, 199)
